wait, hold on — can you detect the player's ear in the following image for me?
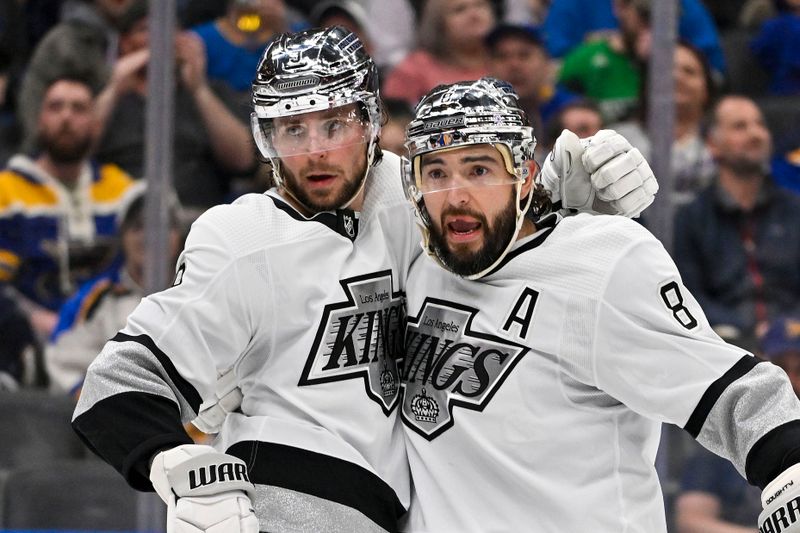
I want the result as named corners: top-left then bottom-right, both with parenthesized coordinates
top-left (521, 160), bottom-right (539, 196)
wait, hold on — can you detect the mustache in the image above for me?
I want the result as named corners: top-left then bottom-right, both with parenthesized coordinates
top-left (299, 163), bottom-right (345, 176)
top-left (440, 206), bottom-right (488, 226)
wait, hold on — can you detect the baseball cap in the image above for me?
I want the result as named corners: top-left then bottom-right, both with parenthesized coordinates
top-left (485, 23), bottom-right (545, 51)
top-left (310, 0), bottom-right (370, 33)
top-left (760, 317), bottom-right (800, 359)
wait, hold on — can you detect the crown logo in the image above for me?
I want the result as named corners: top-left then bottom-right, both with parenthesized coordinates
top-left (411, 388), bottom-right (440, 423)
top-left (380, 367), bottom-right (397, 397)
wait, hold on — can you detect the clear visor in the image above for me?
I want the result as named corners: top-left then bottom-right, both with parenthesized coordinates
top-left (252, 106), bottom-right (373, 159)
top-left (412, 143), bottom-right (523, 195)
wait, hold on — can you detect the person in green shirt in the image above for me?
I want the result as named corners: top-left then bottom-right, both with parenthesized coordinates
top-left (557, 0), bottom-right (651, 122)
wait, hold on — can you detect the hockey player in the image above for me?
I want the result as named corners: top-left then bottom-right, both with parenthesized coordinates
top-left (398, 77), bottom-right (800, 533)
top-left (71, 28), bottom-right (657, 533)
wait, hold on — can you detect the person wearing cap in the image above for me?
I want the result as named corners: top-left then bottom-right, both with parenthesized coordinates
top-left (0, 74), bottom-right (137, 338)
top-left (486, 23), bottom-right (579, 157)
top-left (310, 0), bottom-right (372, 53)
top-left (46, 184), bottom-right (184, 396)
top-left (16, 0), bottom-right (141, 152)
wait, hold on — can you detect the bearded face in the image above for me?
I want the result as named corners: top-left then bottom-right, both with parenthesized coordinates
top-left (36, 80), bottom-right (95, 165)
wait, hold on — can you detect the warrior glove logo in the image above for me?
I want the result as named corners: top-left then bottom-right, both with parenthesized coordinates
top-left (300, 271), bottom-right (405, 414)
top-left (401, 298), bottom-right (528, 440)
top-left (188, 462), bottom-right (250, 490)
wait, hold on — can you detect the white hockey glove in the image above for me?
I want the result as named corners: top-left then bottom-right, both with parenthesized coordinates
top-left (150, 444), bottom-right (259, 533)
top-left (192, 368), bottom-right (243, 434)
top-left (759, 463), bottom-right (800, 532)
top-left (539, 129), bottom-right (658, 218)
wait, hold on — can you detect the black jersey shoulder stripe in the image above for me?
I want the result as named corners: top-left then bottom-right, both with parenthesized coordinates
top-left (228, 440), bottom-right (406, 531)
top-left (111, 332), bottom-right (203, 412)
top-left (267, 194), bottom-right (359, 241)
top-left (72, 391), bottom-right (193, 491)
top-left (683, 354), bottom-right (763, 438)
top-left (485, 213), bottom-right (558, 277)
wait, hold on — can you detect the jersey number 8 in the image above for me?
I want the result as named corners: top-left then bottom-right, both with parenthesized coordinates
top-left (659, 281), bottom-right (698, 330)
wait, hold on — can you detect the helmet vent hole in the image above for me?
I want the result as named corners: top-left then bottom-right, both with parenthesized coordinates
top-left (310, 100), bottom-right (316, 105)
top-left (285, 104), bottom-right (291, 110)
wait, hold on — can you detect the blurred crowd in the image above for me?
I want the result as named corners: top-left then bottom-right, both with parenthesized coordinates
top-left (0, 0), bottom-right (799, 530)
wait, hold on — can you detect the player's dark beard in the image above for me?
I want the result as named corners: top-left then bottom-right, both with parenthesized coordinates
top-left (281, 159), bottom-right (367, 213)
top-left (429, 197), bottom-right (518, 277)
top-left (37, 128), bottom-right (92, 164)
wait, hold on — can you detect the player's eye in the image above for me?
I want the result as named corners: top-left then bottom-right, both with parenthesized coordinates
top-left (425, 168), bottom-right (447, 180)
top-left (324, 119), bottom-right (346, 138)
top-left (471, 165), bottom-right (491, 177)
top-left (282, 124), bottom-right (306, 138)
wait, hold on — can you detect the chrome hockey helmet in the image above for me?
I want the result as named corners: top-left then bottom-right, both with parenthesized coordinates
top-left (402, 77), bottom-right (537, 279)
top-left (251, 25), bottom-right (382, 209)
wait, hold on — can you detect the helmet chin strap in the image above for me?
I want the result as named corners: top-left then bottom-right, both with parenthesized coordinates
top-left (341, 136), bottom-right (377, 210)
top-left (417, 176), bottom-right (534, 281)
top-left (274, 137), bottom-right (377, 215)
top-left (453, 178), bottom-right (533, 281)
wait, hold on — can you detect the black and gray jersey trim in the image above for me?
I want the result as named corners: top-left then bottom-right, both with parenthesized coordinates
top-left (228, 440), bottom-right (406, 532)
top-left (683, 354), bottom-right (763, 438)
top-left (72, 391), bottom-right (194, 491)
top-left (112, 332), bottom-right (203, 412)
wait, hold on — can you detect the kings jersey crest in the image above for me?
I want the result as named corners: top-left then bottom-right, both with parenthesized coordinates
top-left (401, 298), bottom-right (529, 440)
top-left (300, 270), bottom-right (405, 414)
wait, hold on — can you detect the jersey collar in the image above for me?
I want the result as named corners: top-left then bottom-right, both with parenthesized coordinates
top-left (267, 191), bottom-right (360, 242)
top-left (484, 212), bottom-right (560, 277)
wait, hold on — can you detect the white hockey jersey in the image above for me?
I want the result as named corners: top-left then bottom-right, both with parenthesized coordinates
top-left (73, 153), bottom-right (420, 533)
top-left (399, 213), bottom-right (800, 533)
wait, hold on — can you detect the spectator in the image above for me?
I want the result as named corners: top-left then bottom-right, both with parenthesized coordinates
top-left (16, 0), bottom-right (139, 152)
top-left (703, 0), bottom-right (756, 31)
top-left (191, 0), bottom-right (288, 99)
top-left (750, 0), bottom-right (800, 95)
top-left (46, 185), bottom-right (183, 395)
top-left (0, 75), bottom-right (137, 338)
top-left (380, 98), bottom-right (414, 156)
top-left (557, 0), bottom-right (649, 123)
top-left (486, 22), bottom-right (579, 149)
top-left (362, 0), bottom-right (416, 70)
top-left (310, 1), bottom-right (371, 52)
top-left (0, 288), bottom-right (44, 390)
top-left (542, 98), bottom-right (604, 153)
top-left (543, 0), bottom-right (726, 75)
top-left (674, 315), bottom-right (800, 532)
top-left (93, 1), bottom-right (255, 217)
top-left (772, 140), bottom-right (800, 194)
top-left (673, 95), bottom-right (800, 349)
top-left (382, 0), bottom-right (495, 108)
top-left (612, 41), bottom-right (717, 207)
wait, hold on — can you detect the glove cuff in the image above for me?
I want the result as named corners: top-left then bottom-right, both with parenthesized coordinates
top-left (150, 444), bottom-right (256, 504)
top-left (763, 462), bottom-right (800, 507)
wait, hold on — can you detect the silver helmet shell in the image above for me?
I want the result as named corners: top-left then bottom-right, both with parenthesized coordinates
top-left (251, 25), bottom-right (382, 198)
top-left (402, 77), bottom-right (538, 279)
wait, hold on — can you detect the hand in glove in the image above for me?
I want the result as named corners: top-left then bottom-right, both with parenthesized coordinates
top-left (539, 129), bottom-right (658, 218)
top-left (759, 462), bottom-right (800, 533)
top-left (150, 444), bottom-right (259, 533)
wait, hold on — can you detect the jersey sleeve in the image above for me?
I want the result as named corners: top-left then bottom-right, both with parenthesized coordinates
top-left (592, 233), bottom-right (800, 480)
top-left (72, 205), bottom-right (268, 490)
